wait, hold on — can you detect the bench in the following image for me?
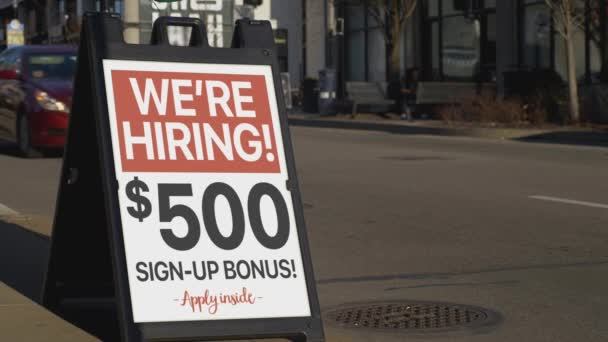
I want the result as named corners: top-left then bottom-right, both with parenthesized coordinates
top-left (346, 81), bottom-right (395, 116)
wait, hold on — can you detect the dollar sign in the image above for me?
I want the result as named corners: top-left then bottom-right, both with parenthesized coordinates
top-left (126, 176), bottom-right (152, 222)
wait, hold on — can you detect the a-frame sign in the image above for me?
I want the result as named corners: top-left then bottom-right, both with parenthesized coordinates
top-left (42, 12), bottom-right (325, 342)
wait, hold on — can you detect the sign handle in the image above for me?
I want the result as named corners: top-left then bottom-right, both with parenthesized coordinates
top-left (151, 16), bottom-right (208, 47)
top-left (231, 19), bottom-right (275, 49)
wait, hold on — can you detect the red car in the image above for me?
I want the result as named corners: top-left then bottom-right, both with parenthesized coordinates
top-left (0, 45), bottom-right (76, 157)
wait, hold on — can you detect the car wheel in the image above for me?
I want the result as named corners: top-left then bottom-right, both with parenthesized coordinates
top-left (17, 114), bottom-right (42, 158)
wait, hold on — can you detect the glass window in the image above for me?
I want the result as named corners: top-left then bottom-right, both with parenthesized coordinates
top-left (522, 4), bottom-right (551, 69)
top-left (442, 0), bottom-right (464, 16)
top-left (442, 16), bottom-right (480, 79)
top-left (484, 0), bottom-right (496, 9)
top-left (347, 31), bottom-right (365, 81)
top-left (428, 0), bottom-right (439, 17)
top-left (554, 25), bottom-right (586, 82)
top-left (27, 54), bottom-right (77, 80)
top-left (589, 41), bottom-right (602, 82)
top-left (346, 5), bottom-right (365, 31)
top-left (368, 27), bottom-right (386, 81)
top-left (367, 9), bottom-right (382, 30)
top-left (114, 0), bottom-right (123, 14)
top-left (589, 0), bottom-right (603, 82)
top-left (345, 5), bottom-right (366, 81)
top-left (481, 13), bottom-right (497, 80)
top-left (431, 21), bottom-right (440, 80)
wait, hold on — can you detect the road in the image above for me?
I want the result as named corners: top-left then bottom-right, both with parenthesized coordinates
top-left (1, 126), bottom-right (608, 341)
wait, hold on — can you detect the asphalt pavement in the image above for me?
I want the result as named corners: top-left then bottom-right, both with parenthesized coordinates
top-left (0, 126), bottom-right (607, 341)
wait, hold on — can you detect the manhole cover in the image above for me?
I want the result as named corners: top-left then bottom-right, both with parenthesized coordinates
top-left (325, 301), bottom-right (500, 333)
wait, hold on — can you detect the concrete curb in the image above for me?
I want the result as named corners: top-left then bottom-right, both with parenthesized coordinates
top-left (287, 115), bottom-right (608, 147)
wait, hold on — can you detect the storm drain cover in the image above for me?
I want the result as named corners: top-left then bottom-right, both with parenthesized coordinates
top-left (325, 301), bottom-right (499, 333)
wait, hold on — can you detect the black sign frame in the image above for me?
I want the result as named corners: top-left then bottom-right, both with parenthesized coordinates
top-left (42, 12), bottom-right (324, 342)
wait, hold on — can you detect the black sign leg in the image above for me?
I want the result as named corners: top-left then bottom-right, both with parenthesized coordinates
top-left (41, 27), bottom-right (121, 341)
top-left (42, 13), bottom-right (140, 342)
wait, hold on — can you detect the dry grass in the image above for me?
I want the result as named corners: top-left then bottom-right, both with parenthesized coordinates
top-left (439, 94), bottom-right (548, 126)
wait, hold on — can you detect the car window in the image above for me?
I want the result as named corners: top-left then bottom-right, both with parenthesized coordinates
top-left (27, 54), bottom-right (76, 80)
top-left (0, 48), bottom-right (18, 72)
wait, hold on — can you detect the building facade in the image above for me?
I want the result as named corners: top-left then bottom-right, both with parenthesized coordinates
top-left (0, 0), bottom-right (304, 86)
top-left (305, 0), bottom-right (608, 101)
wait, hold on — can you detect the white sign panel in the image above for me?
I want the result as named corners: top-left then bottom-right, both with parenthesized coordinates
top-left (102, 59), bottom-right (311, 323)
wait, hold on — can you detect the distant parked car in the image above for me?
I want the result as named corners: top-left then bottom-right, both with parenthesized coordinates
top-left (0, 45), bottom-right (76, 157)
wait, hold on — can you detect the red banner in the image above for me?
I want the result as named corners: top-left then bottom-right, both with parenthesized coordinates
top-left (110, 70), bottom-right (280, 173)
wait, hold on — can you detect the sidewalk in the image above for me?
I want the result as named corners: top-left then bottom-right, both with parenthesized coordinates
top-left (288, 113), bottom-right (608, 148)
top-left (0, 281), bottom-right (97, 341)
top-left (0, 216), bottom-right (98, 341)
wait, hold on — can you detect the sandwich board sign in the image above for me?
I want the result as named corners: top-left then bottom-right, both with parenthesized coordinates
top-left (42, 13), bottom-right (324, 342)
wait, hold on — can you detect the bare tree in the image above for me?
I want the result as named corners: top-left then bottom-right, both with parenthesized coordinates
top-left (586, 0), bottom-right (602, 50)
top-left (337, 0), bottom-right (417, 79)
top-left (545, 0), bottom-right (583, 122)
top-left (581, 0), bottom-right (607, 80)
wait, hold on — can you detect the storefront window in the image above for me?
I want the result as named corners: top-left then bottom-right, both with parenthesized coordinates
top-left (520, 0), bottom-right (604, 84)
top-left (588, 0), bottom-right (603, 82)
top-left (522, 4), bottom-right (551, 69)
top-left (368, 27), bottom-right (386, 81)
top-left (429, 0), bottom-right (439, 17)
top-left (424, 0), bottom-right (497, 81)
top-left (554, 26), bottom-right (587, 82)
top-left (590, 42), bottom-right (602, 81)
top-left (483, 12), bottom-right (497, 75)
top-left (431, 21), bottom-right (440, 79)
top-left (442, 16), bottom-right (480, 79)
top-left (342, 3), bottom-right (395, 82)
top-left (347, 31), bottom-right (365, 81)
top-left (346, 4), bottom-right (365, 30)
top-left (442, 0), bottom-right (463, 16)
top-left (346, 5), bottom-right (365, 81)
top-left (552, 0), bottom-right (587, 82)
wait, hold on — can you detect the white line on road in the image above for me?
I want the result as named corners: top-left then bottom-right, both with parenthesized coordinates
top-left (529, 195), bottom-right (608, 209)
top-left (0, 203), bottom-right (18, 216)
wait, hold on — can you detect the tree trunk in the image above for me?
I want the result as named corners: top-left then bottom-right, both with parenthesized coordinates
top-left (565, 21), bottom-right (581, 122)
top-left (388, 42), bottom-right (401, 80)
top-left (387, 6), bottom-right (404, 81)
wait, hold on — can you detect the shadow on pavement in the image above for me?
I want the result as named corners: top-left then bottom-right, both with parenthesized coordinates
top-left (0, 140), bottom-right (19, 157)
top-left (0, 220), bottom-right (121, 340)
top-left (0, 139), bottom-right (63, 158)
top-left (514, 130), bottom-right (608, 148)
top-left (0, 219), bottom-right (49, 303)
